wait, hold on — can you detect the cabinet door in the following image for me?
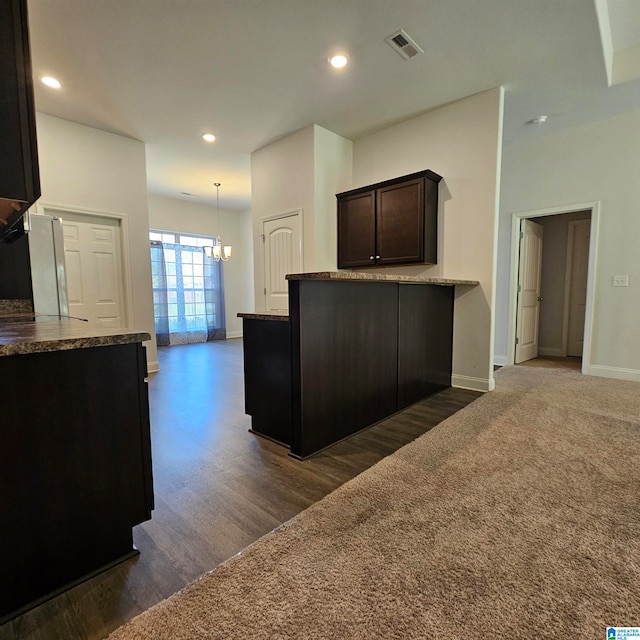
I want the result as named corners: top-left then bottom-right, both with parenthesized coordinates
top-left (337, 191), bottom-right (376, 268)
top-left (376, 178), bottom-right (424, 265)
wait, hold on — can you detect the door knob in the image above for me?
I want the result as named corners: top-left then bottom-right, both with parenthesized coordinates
top-left (369, 255), bottom-right (375, 260)
top-left (537, 296), bottom-right (544, 301)
top-left (376, 255), bottom-right (381, 259)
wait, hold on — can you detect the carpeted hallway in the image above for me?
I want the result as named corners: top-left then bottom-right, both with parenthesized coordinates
top-left (107, 363), bottom-right (640, 639)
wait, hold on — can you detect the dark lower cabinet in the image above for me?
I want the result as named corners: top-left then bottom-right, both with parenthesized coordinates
top-left (242, 317), bottom-right (292, 445)
top-left (0, 342), bottom-right (153, 623)
top-left (241, 279), bottom-right (456, 460)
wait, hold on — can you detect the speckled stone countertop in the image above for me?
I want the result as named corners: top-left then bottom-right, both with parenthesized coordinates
top-left (0, 315), bottom-right (151, 357)
top-left (285, 271), bottom-right (479, 286)
top-left (0, 299), bottom-right (33, 315)
top-left (237, 312), bottom-right (289, 322)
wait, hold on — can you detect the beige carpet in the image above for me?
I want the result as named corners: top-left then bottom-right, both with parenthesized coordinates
top-left (108, 365), bottom-right (640, 639)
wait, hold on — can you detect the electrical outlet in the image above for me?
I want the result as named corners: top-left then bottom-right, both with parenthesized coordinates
top-left (612, 275), bottom-right (629, 287)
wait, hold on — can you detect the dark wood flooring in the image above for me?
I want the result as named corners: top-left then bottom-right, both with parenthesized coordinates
top-left (1, 339), bottom-right (481, 640)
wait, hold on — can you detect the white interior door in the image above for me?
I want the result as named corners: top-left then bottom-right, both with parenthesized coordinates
top-left (566, 219), bottom-right (590, 357)
top-left (515, 219), bottom-right (544, 363)
top-left (263, 212), bottom-right (302, 311)
top-left (61, 212), bottom-right (126, 327)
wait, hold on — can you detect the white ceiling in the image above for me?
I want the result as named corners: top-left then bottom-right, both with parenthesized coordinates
top-left (27, 0), bottom-right (640, 211)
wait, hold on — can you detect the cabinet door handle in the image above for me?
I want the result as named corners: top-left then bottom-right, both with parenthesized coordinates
top-left (369, 255), bottom-right (375, 260)
top-left (376, 255), bottom-right (381, 259)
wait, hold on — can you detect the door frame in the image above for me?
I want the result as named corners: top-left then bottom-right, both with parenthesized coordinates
top-left (260, 209), bottom-right (303, 310)
top-left (507, 201), bottom-right (600, 373)
top-left (34, 201), bottom-right (134, 329)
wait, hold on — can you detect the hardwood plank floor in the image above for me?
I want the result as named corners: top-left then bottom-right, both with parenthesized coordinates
top-left (1, 339), bottom-right (481, 640)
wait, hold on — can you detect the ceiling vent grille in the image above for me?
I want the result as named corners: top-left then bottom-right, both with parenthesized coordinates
top-left (385, 29), bottom-right (424, 60)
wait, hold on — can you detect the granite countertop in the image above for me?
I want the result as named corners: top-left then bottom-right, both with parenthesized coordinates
top-left (237, 312), bottom-right (289, 322)
top-left (0, 299), bottom-right (33, 315)
top-left (285, 271), bottom-right (479, 286)
top-left (0, 314), bottom-right (151, 357)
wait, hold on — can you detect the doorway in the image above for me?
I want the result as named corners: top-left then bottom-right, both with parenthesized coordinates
top-left (509, 203), bottom-right (599, 373)
top-left (37, 204), bottom-right (131, 328)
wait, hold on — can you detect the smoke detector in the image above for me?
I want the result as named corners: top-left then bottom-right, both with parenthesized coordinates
top-left (528, 115), bottom-right (548, 125)
top-left (385, 29), bottom-right (424, 60)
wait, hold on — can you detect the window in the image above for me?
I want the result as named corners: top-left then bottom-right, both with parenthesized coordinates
top-left (150, 230), bottom-right (225, 346)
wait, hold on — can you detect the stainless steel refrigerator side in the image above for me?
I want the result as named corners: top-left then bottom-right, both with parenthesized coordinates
top-left (26, 212), bottom-right (69, 316)
top-left (51, 216), bottom-right (69, 316)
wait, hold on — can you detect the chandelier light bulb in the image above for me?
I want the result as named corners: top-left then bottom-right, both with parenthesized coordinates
top-left (203, 182), bottom-right (232, 262)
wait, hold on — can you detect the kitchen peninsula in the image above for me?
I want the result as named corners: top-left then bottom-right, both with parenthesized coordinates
top-left (239, 271), bottom-right (478, 459)
top-left (0, 304), bottom-right (153, 623)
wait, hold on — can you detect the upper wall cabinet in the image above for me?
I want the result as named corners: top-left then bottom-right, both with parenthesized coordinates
top-left (337, 170), bottom-right (442, 268)
top-left (0, 0), bottom-right (40, 243)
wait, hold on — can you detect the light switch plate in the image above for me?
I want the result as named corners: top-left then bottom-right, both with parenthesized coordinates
top-left (612, 275), bottom-right (629, 287)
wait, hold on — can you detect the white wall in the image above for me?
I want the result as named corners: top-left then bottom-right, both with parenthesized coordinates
top-left (497, 108), bottom-right (640, 381)
top-left (251, 126), bottom-right (315, 311)
top-left (352, 88), bottom-right (504, 391)
top-left (250, 125), bottom-right (352, 310)
top-left (313, 125), bottom-right (353, 270)
top-left (35, 113), bottom-right (158, 370)
top-left (147, 194), bottom-right (254, 338)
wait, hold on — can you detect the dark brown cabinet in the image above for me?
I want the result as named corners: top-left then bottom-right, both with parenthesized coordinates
top-left (0, 341), bottom-right (153, 623)
top-left (240, 277), bottom-right (456, 460)
top-left (242, 316), bottom-right (292, 446)
top-left (0, 0), bottom-right (40, 243)
top-left (337, 170), bottom-right (441, 268)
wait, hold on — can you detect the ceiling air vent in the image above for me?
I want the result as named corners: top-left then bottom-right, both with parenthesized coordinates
top-left (385, 29), bottom-right (424, 61)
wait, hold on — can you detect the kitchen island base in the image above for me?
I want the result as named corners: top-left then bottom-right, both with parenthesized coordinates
top-left (240, 272), bottom-right (477, 459)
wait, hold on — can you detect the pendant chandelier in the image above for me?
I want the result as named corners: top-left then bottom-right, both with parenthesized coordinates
top-left (204, 182), bottom-right (231, 261)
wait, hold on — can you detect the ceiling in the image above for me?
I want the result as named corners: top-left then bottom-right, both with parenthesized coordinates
top-left (27, 0), bottom-right (640, 211)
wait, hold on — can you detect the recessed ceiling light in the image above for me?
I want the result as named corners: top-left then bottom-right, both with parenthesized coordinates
top-left (202, 133), bottom-right (216, 142)
top-left (328, 53), bottom-right (349, 69)
top-left (528, 115), bottom-right (548, 125)
top-left (41, 76), bottom-right (61, 89)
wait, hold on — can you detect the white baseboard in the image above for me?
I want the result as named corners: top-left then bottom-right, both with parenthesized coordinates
top-left (147, 360), bottom-right (160, 374)
top-left (538, 347), bottom-right (564, 357)
top-left (587, 364), bottom-right (640, 383)
top-left (226, 331), bottom-right (243, 339)
top-left (493, 355), bottom-right (508, 366)
top-left (451, 374), bottom-right (494, 393)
